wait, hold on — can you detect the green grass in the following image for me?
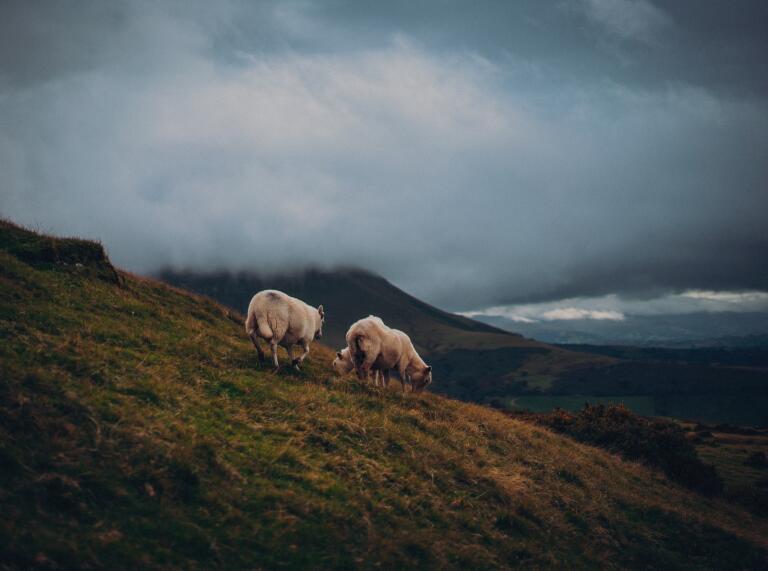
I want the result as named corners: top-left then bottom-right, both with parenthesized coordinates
top-left (698, 435), bottom-right (767, 490)
top-left (684, 423), bottom-right (768, 515)
top-left (1, 219), bottom-right (767, 570)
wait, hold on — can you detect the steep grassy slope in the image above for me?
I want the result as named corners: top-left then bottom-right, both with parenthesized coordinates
top-left (2, 221), bottom-right (767, 570)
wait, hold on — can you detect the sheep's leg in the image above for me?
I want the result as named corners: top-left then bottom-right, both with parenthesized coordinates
top-left (398, 366), bottom-right (408, 393)
top-left (353, 350), bottom-right (370, 381)
top-left (270, 339), bottom-right (280, 372)
top-left (382, 370), bottom-right (390, 388)
top-left (357, 353), bottom-right (377, 381)
top-left (293, 340), bottom-right (310, 369)
top-left (249, 333), bottom-right (266, 364)
top-left (353, 358), bottom-right (367, 380)
top-left (286, 345), bottom-right (297, 370)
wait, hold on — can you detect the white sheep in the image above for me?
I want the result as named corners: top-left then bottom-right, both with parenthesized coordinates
top-left (332, 347), bottom-right (383, 386)
top-left (346, 315), bottom-right (432, 393)
top-left (245, 289), bottom-right (324, 371)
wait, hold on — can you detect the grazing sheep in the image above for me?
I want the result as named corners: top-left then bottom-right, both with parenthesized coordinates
top-left (332, 347), bottom-right (383, 386)
top-left (346, 316), bottom-right (432, 393)
top-left (332, 347), bottom-right (356, 376)
top-left (245, 290), bottom-right (324, 371)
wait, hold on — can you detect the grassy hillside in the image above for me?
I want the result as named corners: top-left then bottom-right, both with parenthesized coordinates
top-left (684, 421), bottom-right (768, 516)
top-left (2, 220), bottom-right (767, 570)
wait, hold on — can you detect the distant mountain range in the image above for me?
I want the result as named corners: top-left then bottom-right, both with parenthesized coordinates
top-left (473, 312), bottom-right (768, 348)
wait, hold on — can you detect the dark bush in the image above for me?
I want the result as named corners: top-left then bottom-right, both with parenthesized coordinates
top-left (744, 452), bottom-right (767, 468)
top-left (536, 404), bottom-right (724, 496)
top-left (694, 423), bottom-right (714, 438)
top-left (713, 424), bottom-right (761, 435)
top-left (728, 485), bottom-right (768, 516)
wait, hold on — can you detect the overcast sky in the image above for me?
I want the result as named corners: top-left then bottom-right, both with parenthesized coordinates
top-left (1, 0), bottom-right (767, 312)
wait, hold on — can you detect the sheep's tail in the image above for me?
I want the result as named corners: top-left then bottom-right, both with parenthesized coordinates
top-left (245, 310), bottom-right (274, 340)
top-left (245, 310), bottom-right (256, 335)
top-left (352, 335), bottom-right (366, 368)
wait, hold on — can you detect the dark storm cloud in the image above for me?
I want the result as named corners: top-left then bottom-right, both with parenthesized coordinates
top-left (1, 0), bottom-right (766, 311)
top-left (237, 0), bottom-right (768, 95)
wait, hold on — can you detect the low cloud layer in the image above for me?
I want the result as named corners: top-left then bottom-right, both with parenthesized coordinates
top-left (1, 1), bottom-right (767, 311)
top-left (464, 290), bottom-right (768, 323)
top-left (580, 0), bottom-right (671, 44)
top-left (541, 308), bottom-right (625, 322)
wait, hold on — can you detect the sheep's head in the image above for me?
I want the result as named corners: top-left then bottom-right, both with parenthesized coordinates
top-left (332, 349), bottom-right (354, 375)
top-left (315, 305), bottom-right (325, 339)
top-left (410, 365), bottom-right (433, 393)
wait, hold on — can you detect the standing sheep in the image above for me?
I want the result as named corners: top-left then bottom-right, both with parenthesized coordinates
top-left (346, 315), bottom-right (432, 393)
top-left (245, 290), bottom-right (324, 372)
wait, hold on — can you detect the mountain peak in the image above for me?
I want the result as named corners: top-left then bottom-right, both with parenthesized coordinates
top-left (158, 266), bottom-right (519, 349)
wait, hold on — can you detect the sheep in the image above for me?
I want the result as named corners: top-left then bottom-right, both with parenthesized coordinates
top-left (332, 347), bottom-right (383, 386)
top-left (345, 315), bottom-right (432, 393)
top-left (245, 289), bottom-right (324, 372)
top-left (332, 347), bottom-right (357, 377)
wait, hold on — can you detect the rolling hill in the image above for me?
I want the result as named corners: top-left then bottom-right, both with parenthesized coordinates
top-left (158, 269), bottom-right (613, 400)
top-left (2, 220), bottom-right (767, 569)
top-left (158, 268), bottom-right (530, 352)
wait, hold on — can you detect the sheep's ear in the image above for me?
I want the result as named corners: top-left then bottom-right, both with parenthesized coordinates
top-left (337, 352), bottom-right (343, 359)
top-left (425, 366), bottom-right (432, 374)
top-left (318, 305), bottom-right (324, 316)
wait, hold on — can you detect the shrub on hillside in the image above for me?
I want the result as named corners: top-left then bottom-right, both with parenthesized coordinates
top-left (743, 452), bottom-right (767, 468)
top-left (536, 404), bottom-right (724, 496)
top-left (729, 486), bottom-right (768, 516)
